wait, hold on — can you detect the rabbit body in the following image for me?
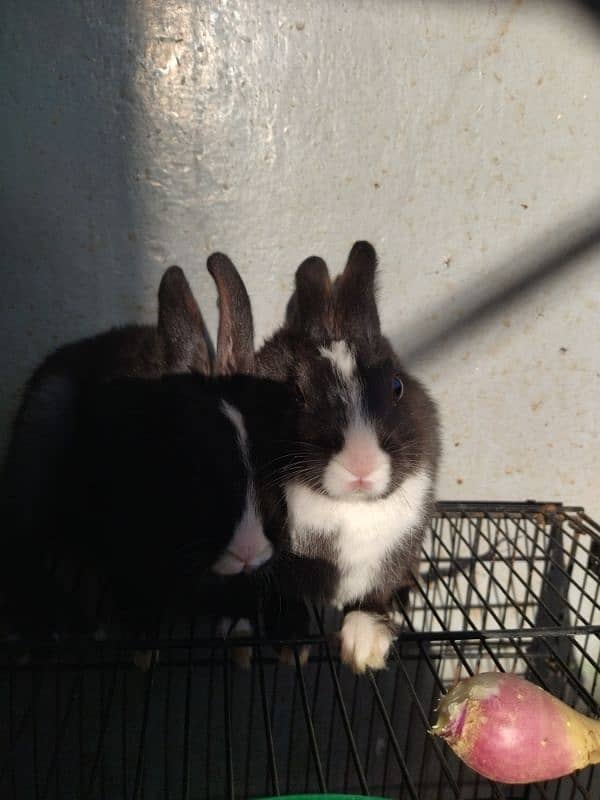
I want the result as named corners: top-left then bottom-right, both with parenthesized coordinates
top-left (1, 258), bottom-right (288, 645)
top-left (256, 243), bottom-right (441, 672)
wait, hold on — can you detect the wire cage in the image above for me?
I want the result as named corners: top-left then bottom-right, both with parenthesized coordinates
top-left (1, 502), bottom-right (599, 800)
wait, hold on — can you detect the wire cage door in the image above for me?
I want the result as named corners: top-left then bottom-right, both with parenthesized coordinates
top-left (1, 502), bottom-right (599, 799)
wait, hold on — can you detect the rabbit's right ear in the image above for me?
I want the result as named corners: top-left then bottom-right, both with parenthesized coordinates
top-left (333, 241), bottom-right (380, 342)
top-left (207, 253), bottom-right (255, 375)
top-left (286, 256), bottom-right (332, 339)
top-left (158, 266), bottom-right (213, 375)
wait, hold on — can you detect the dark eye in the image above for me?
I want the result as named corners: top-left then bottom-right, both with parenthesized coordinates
top-left (392, 375), bottom-right (404, 402)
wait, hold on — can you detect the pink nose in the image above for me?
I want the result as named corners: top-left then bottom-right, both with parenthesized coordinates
top-left (340, 451), bottom-right (378, 481)
top-left (348, 463), bottom-right (375, 478)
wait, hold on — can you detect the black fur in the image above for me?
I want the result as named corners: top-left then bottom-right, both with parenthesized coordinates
top-left (0, 259), bottom-right (293, 642)
top-left (1, 266), bottom-right (212, 639)
top-left (2, 374), bottom-right (294, 640)
top-left (81, 373), bottom-right (292, 635)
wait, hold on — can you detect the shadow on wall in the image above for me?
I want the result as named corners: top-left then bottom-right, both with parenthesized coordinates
top-left (1, 0), bottom-right (600, 457)
top-left (0, 0), bottom-right (144, 453)
top-left (397, 201), bottom-right (600, 366)
top-left (579, 0), bottom-right (600, 24)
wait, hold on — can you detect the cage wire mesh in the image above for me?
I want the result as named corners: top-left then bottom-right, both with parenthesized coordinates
top-left (1, 502), bottom-right (599, 799)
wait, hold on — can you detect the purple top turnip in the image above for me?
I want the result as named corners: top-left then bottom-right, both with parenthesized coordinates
top-left (432, 672), bottom-right (600, 784)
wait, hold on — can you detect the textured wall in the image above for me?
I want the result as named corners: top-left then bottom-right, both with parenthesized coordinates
top-left (1, 1), bottom-right (599, 513)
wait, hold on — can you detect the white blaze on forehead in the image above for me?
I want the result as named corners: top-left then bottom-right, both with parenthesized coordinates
top-left (319, 339), bottom-right (362, 418)
top-left (319, 340), bottom-right (356, 382)
top-left (211, 401), bottom-right (273, 576)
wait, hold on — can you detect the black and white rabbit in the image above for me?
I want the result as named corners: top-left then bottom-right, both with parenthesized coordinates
top-left (1, 265), bottom-right (212, 638)
top-left (255, 241), bottom-right (441, 672)
top-left (1, 256), bottom-right (292, 650)
top-left (73, 254), bottom-right (290, 633)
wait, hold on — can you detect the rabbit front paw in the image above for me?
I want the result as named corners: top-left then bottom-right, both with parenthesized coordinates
top-left (339, 610), bottom-right (393, 673)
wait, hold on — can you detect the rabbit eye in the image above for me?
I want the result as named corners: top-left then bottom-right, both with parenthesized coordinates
top-left (392, 375), bottom-right (404, 402)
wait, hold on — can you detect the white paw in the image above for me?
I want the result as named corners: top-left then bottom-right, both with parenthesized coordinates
top-left (339, 611), bottom-right (393, 673)
top-left (217, 617), bottom-right (253, 669)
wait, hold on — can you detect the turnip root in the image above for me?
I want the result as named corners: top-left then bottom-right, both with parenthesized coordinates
top-left (432, 672), bottom-right (600, 784)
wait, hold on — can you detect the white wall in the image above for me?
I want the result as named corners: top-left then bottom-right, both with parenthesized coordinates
top-left (2, 0), bottom-right (599, 515)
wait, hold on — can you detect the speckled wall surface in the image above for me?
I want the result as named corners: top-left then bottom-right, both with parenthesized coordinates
top-left (1, 1), bottom-right (599, 513)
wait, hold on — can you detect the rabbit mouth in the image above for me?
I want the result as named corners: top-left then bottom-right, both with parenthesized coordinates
top-left (322, 452), bottom-right (392, 501)
top-left (211, 542), bottom-right (274, 576)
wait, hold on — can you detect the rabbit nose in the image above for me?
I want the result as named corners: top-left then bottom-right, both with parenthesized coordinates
top-left (243, 541), bottom-right (274, 573)
top-left (211, 540), bottom-right (274, 576)
top-left (347, 462), bottom-right (376, 479)
top-left (212, 506), bottom-right (274, 576)
top-left (342, 456), bottom-right (377, 478)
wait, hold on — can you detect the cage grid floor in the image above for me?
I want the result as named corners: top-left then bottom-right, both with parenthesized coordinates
top-left (1, 502), bottom-right (599, 799)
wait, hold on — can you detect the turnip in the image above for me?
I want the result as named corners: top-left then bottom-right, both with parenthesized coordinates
top-left (431, 672), bottom-right (600, 784)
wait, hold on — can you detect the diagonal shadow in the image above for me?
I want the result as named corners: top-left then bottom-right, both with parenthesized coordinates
top-left (577, 0), bottom-right (600, 23)
top-left (396, 202), bottom-right (600, 365)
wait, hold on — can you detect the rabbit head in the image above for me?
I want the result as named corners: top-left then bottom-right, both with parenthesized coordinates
top-left (256, 241), bottom-right (440, 503)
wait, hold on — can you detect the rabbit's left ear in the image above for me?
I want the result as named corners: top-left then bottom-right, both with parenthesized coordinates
top-left (333, 241), bottom-right (380, 341)
top-left (207, 252), bottom-right (255, 375)
top-left (158, 266), bottom-right (213, 375)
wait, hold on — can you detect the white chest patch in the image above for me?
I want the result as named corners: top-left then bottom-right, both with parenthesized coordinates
top-left (284, 469), bottom-right (431, 607)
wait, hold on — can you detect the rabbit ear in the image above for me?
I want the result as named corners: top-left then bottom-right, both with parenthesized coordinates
top-left (333, 241), bottom-right (380, 340)
top-left (158, 266), bottom-right (213, 375)
top-left (207, 253), bottom-right (254, 375)
top-left (287, 256), bottom-right (332, 338)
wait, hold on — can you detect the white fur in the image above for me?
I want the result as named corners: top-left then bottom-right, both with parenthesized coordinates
top-left (285, 469), bottom-right (431, 608)
top-left (319, 340), bottom-right (356, 381)
top-left (319, 340), bottom-right (361, 412)
top-left (340, 610), bottom-right (394, 673)
top-left (211, 402), bottom-right (273, 576)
